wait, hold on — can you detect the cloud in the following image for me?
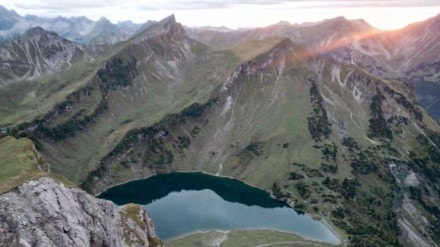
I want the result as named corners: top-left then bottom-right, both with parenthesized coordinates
top-left (138, 0), bottom-right (288, 11)
top-left (14, 0), bottom-right (110, 10)
top-left (136, 0), bottom-right (440, 11)
top-left (2, 0), bottom-right (440, 30)
top-left (8, 0), bottom-right (440, 13)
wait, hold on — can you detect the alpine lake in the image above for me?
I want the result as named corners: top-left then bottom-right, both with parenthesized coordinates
top-left (98, 172), bottom-right (340, 244)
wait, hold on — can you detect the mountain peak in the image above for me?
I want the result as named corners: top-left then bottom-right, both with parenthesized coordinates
top-left (314, 15), bottom-right (376, 33)
top-left (134, 14), bottom-right (185, 41)
top-left (161, 14), bottom-right (176, 25)
top-left (0, 4), bottom-right (18, 16)
top-left (149, 14), bottom-right (177, 31)
top-left (321, 16), bottom-right (350, 26)
top-left (97, 16), bottom-right (112, 23)
top-left (19, 26), bottom-right (65, 43)
top-left (0, 4), bottom-right (19, 30)
top-left (23, 26), bottom-right (52, 37)
top-left (155, 14), bottom-right (177, 30)
top-left (276, 20), bottom-right (291, 26)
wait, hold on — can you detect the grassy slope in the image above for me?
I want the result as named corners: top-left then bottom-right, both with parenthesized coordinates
top-left (166, 230), bottom-right (332, 247)
top-left (0, 136), bottom-right (47, 194)
top-left (39, 41), bottom-right (240, 183)
top-left (0, 43), bottom-right (124, 127)
top-left (0, 136), bottom-right (74, 194)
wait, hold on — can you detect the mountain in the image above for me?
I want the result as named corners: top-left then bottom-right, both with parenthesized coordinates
top-left (186, 16), bottom-right (377, 50)
top-left (83, 17), bottom-right (153, 45)
top-left (0, 13), bottom-right (440, 247)
top-left (188, 15), bottom-right (440, 122)
top-left (0, 4), bottom-right (147, 45)
top-left (318, 14), bottom-right (440, 121)
top-left (0, 5), bottom-right (19, 30)
top-left (0, 136), bottom-right (161, 246)
top-left (0, 26), bottom-right (103, 85)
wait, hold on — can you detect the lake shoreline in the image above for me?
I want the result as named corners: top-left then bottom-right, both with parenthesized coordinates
top-left (165, 228), bottom-right (340, 246)
top-left (97, 170), bottom-right (342, 245)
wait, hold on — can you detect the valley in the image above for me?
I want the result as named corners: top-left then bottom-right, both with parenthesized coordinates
top-left (0, 5), bottom-right (440, 246)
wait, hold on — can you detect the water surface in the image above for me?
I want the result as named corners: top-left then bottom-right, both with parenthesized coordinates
top-left (98, 172), bottom-right (339, 244)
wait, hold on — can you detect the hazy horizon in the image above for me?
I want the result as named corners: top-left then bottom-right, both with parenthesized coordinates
top-left (2, 1), bottom-right (440, 30)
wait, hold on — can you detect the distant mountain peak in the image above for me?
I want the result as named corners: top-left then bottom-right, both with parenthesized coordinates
top-left (97, 16), bottom-right (112, 23)
top-left (276, 20), bottom-right (291, 26)
top-left (134, 14), bottom-right (185, 41)
top-left (155, 14), bottom-right (177, 30)
top-left (23, 26), bottom-right (54, 37)
top-left (0, 4), bottom-right (19, 30)
top-left (162, 14), bottom-right (176, 24)
top-left (312, 15), bottom-right (376, 33)
top-left (0, 4), bottom-right (18, 16)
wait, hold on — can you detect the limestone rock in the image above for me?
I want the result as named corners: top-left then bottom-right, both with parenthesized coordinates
top-left (0, 177), bottom-right (161, 247)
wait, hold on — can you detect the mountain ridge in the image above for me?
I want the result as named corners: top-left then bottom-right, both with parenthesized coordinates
top-left (0, 4), bottom-right (153, 45)
top-left (187, 13), bottom-right (440, 122)
top-left (0, 13), bottom-right (440, 247)
top-left (0, 26), bottom-right (104, 85)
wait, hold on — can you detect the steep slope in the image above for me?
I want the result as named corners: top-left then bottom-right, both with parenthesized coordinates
top-left (189, 15), bottom-right (440, 122)
top-left (0, 136), bottom-right (161, 247)
top-left (0, 26), bottom-right (102, 85)
top-left (381, 15), bottom-right (440, 121)
top-left (308, 14), bottom-right (440, 122)
top-left (9, 15), bottom-right (239, 184)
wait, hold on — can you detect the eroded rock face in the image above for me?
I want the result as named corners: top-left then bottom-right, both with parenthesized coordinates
top-left (0, 177), bottom-right (161, 247)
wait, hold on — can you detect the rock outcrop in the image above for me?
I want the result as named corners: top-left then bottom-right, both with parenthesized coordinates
top-left (0, 177), bottom-right (161, 247)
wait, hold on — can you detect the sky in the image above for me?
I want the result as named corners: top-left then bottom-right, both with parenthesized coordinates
top-left (2, 0), bottom-right (440, 30)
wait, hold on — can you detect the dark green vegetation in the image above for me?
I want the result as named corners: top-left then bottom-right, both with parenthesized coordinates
top-left (323, 144), bottom-right (399, 245)
top-left (1, 14), bottom-right (440, 247)
top-left (368, 89), bottom-right (393, 140)
top-left (81, 100), bottom-right (215, 191)
top-left (307, 79), bottom-right (332, 142)
top-left (98, 56), bottom-right (138, 90)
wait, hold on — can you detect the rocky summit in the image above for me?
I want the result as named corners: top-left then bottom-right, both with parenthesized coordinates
top-left (0, 177), bottom-right (160, 247)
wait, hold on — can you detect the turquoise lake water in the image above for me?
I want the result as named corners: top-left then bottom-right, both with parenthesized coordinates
top-left (98, 172), bottom-right (339, 244)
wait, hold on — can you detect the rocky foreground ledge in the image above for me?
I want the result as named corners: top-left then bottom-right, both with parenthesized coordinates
top-left (0, 177), bottom-right (161, 247)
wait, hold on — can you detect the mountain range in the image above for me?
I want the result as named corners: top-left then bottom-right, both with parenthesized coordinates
top-left (0, 5), bottom-right (154, 45)
top-left (1, 6), bottom-right (440, 247)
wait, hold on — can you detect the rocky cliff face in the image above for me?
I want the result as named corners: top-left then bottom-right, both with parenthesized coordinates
top-left (0, 177), bottom-right (161, 247)
top-left (0, 27), bottom-right (103, 85)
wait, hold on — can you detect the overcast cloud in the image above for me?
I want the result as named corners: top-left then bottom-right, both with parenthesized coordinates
top-left (2, 0), bottom-right (440, 30)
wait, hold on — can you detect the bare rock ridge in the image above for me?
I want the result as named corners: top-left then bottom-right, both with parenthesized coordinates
top-left (0, 26), bottom-right (102, 85)
top-left (0, 177), bottom-right (161, 247)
